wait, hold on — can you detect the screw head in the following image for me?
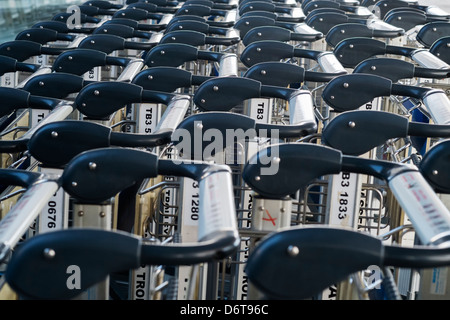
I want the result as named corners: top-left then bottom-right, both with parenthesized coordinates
top-left (43, 248), bottom-right (56, 259)
top-left (287, 245), bottom-right (299, 257)
top-left (348, 121), bottom-right (356, 128)
top-left (88, 162), bottom-right (97, 170)
top-left (51, 131), bottom-right (58, 138)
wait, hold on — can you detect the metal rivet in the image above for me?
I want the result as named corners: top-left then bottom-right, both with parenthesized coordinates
top-left (51, 131), bottom-right (58, 138)
top-left (447, 43), bottom-right (450, 48)
top-left (371, 66), bottom-right (376, 70)
top-left (160, 50), bottom-right (165, 55)
top-left (245, 21), bottom-right (249, 25)
top-left (258, 206), bottom-right (264, 211)
top-left (433, 170), bottom-right (439, 175)
top-left (171, 36), bottom-right (176, 40)
top-left (319, 18), bottom-right (323, 22)
top-left (433, 28), bottom-right (437, 32)
top-left (196, 123), bottom-right (203, 129)
top-left (100, 211), bottom-right (106, 217)
top-left (349, 44), bottom-right (354, 49)
top-left (348, 121), bottom-right (356, 128)
top-left (184, 9), bottom-right (189, 12)
top-left (81, 103), bottom-right (87, 107)
top-left (90, 40), bottom-right (95, 44)
top-left (148, 75), bottom-right (153, 80)
top-left (94, 90), bottom-right (100, 95)
top-left (26, 33), bottom-right (30, 37)
top-left (272, 156), bottom-right (280, 164)
top-left (340, 29), bottom-right (345, 34)
top-left (287, 245), bottom-right (299, 257)
top-left (256, 47), bottom-right (261, 52)
top-left (260, 70), bottom-right (266, 75)
top-left (397, 16), bottom-right (402, 20)
top-left (71, 181), bottom-right (77, 187)
top-left (39, 81), bottom-right (45, 86)
top-left (78, 210), bottom-right (84, 216)
top-left (213, 86), bottom-right (219, 91)
top-left (201, 99), bottom-right (206, 103)
top-left (6, 47), bottom-right (10, 51)
top-left (89, 162), bottom-right (97, 170)
top-left (68, 56), bottom-right (73, 60)
top-left (255, 176), bottom-right (261, 181)
top-left (343, 83), bottom-right (349, 88)
top-left (280, 208), bottom-right (285, 213)
top-left (257, 32), bottom-right (262, 36)
top-left (247, 57), bottom-right (251, 61)
top-left (249, 6), bottom-right (253, 9)
top-left (103, 29), bottom-right (108, 33)
top-left (43, 248), bottom-right (56, 259)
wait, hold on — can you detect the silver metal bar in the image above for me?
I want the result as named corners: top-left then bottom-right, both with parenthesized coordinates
top-left (389, 170), bottom-right (450, 247)
top-left (116, 58), bottom-right (144, 82)
top-left (198, 166), bottom-right (239, 242)
top-left (288, 89), bottom-right (317, 127)
top-left (422, 89), bottom-right (450, 125)
top-left (154, 95), bottom-right (190, 133)
top-left (317, 52), bottom-right (348, 74)
top-left (0, 179), bottom-right (59, 262)
top-left (218, 53), bottom-right (238, 77)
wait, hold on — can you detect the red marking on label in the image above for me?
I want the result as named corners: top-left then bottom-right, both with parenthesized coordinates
top-left (263, 210), bottom-right (277, 226)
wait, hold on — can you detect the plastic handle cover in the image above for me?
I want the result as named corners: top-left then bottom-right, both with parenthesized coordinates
top-left (389, 171), bottom-right (450, 247)
top-left (288, 90), bottom-right (317, 132)
top-left (27, 120), bottom-right (112, 168)
top-left (419, 139), bottom-right (450, 194)
top-left (61, 148), bottom-right (159, 204)
top-left (322, 110), bottom-right (409, 156)
top-left (322, 74), bottom-right (393, 112)
top-left (244, 62), bottom-right (305, 87)
top-left (245, 226), bottom-right (384, 299)
top-left (193, 77), bottom-right (262, 111)
top-left (75, 81), bottom-right (143, 119)
top-left (5, 229), bottom-right (141, 300)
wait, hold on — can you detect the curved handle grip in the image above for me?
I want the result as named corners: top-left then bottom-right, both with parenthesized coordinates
top-left (75, 82), bottom-right (143, 119)
top-left (0, 56), bottom-right (38, 77)
top-left (132, 67), bottom-right (196, 92)
top-left (420, 139), bottom-right (450, 194)
top-left (194, 77), bottom-right (262, 111)
top-left (144, 43), bottom-right (200, 67)
top-left (240, 40), bottom-right (294, 67)
top-left (322, 74), bottom-right (393, 112)
top-left (245, 226), bottom-right (383, 299)
top-left (322, 110), bottom-right (409, 155)
top-left (243, 143), bottom-right (343, 198)
top-left (333, 37), bottom-right (388, 68)
top-left (244, 61), bottom-right (305, 87)
top-left (51, 49), bottom-right (108, 75)
top-left (61, 148), bottom-right (159, 203)
top-left (22, 72), bottom-right (85, 99)
top-left (27, 120), bottom-right (111, 168)
top-left (15, 28), bottom-right (72, 45)
top-left (0, 40), bottom-right (43, 62)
